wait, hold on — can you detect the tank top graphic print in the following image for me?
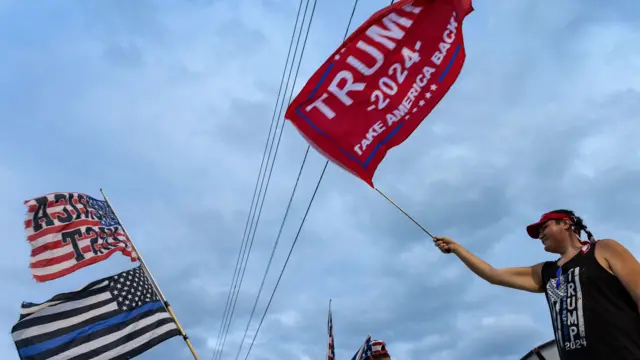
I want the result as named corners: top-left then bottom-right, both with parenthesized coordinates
top-left (541, 241), bottom-right (640, 360)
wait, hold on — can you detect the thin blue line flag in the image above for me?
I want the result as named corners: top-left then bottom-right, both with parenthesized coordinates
top-left (11, 265), bottom-right (181, 360)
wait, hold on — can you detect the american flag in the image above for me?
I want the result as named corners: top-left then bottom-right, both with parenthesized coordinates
top-left (351, 336), bottom-right (389, 360)
top-left (351, 335), bottom-right (372, 360)
top-left (24, 192), bottom-right (138, 282)
top-left (11, 265), bottom-right (180, 360)
top-left (327, 302), bottom-right (335, 360)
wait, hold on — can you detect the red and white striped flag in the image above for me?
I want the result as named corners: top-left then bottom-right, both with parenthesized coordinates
top-left (24, 192), bottom-right (138, 282)
top-left (327, 300), bottom-right (335, 360)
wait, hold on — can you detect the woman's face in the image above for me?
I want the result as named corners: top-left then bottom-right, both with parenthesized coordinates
top-left (538, 219), bottom-right (572, 253)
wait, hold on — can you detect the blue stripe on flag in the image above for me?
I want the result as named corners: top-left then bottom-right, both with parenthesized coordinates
top-left (18, 301), bottom-right (164, 357)
top-left (438, 44), bottom-right (461, 83)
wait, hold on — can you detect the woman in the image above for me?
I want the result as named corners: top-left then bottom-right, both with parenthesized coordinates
top-left (434, 209), bottom-right (640, 360)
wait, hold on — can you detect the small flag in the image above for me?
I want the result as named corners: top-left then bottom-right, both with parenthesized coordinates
top-left (351, 335), bottom-right (372, 360)
top-left (11, 265), bottom-right (180, 360)
top-left (351, 336), bottom-right (390, 360)
top-left (327, 303), bottom-right (335, 360)
top-left (23, 192), bottom-right (138, 282)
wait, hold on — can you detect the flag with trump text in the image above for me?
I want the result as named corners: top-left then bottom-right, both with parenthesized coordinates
top-left (11, 265), bottom-right (180, 360)
top-left (285, 0), bottom-right (473, 187)
top-left (24, 192), bottom-right (138, 282)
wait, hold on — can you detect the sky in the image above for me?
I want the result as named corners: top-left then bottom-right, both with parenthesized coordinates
top-left (1, 0), bottom-right (640, 359)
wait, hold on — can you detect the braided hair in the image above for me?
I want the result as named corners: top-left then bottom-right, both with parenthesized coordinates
top-left (549, 209), bottom-right (596, 243)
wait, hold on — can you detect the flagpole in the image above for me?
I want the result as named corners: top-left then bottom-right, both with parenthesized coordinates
top-left (326, 298), bottom-right (332, 360)
top-left (326, 299), bottom-right (328, 360)
top-left (100, 189), bottom-right (200, 360)
top-left (373, 187), bottom-right (435, 239)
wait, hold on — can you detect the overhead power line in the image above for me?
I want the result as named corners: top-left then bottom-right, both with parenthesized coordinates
top-left (210, 0), bottom-right (309, 358)
top-left (232, 0), bottom-right (320, 356)
top-left (241, 0), bottom-right (362, 358)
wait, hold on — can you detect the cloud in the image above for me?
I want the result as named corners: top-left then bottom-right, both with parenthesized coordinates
top-left (1, 0), bottom-right (639, 360)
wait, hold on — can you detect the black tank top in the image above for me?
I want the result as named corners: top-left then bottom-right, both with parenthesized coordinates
top-left (541, 241), bottom-right (640, 359)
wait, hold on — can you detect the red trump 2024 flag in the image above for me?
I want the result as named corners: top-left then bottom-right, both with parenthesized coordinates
top-left (285, 0), bottom-right (473, 187)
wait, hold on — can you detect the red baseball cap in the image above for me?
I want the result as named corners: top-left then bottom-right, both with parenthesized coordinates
top-left (526, 211), bottom-right (573, 239)
top-left (371, 340), bottom-right (389, 357)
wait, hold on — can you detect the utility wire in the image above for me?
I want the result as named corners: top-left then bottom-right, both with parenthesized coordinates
top-left (210, 0), bottom-right (307, 358)
top-left (234, 147), bottom-right (311, 360)
top-left (231, 0), bottom-right (320, 356)
top-left (218, 2), bottom-right (315, 358)
top-left (215, 0), bottom-right (315, 356)
top-left (243, 161), bottom-right (328, 360)
top-left (214, 0), bottom-right (315, 357)
top-left (242, 0), bottom-right (361, 358)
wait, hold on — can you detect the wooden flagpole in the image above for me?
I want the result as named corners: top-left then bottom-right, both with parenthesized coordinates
top-left (100, 189), bottom-right (200, 360)
top-left (372, 187), bottom-right (451, 252)
top-left (373, 187), bottom-right (435, 239)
